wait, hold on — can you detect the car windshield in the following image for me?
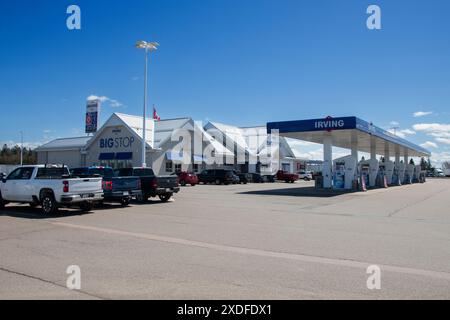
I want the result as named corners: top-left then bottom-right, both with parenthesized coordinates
top-left (133, 169), bottom-right (154, 176)
top-left (36, 167), bottom-right (70, 179)
top-left (89, 168), bottom-right (114, 178)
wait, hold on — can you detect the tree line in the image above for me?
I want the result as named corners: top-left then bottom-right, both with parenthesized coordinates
top-left (0, 144), bottom-right (37, 165)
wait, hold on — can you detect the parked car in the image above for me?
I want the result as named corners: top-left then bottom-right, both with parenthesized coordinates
top-left (0, 165), bottom-right (103, 214)
top-left (276, 170), bottom-right (299, 183)
top-left (298, 170), bottom-right (313, 181)
top-left (198, 169), bottom-right (235, 185)
top-left (250, 173), bottom-right (264, 183)
top-left (232, 171), bottom-right (251, 184)
top-left (173, 171), bottom-right (199, 186)
top-left (261, 174), bottom-right (276, 183)
top-left (116, 167), bottom-right (179, 202)
top-left (71, 167), bottom-right (140, 206)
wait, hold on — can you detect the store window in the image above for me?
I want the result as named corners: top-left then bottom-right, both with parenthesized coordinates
top-left (174, 163), bottom-right (182, 172)
top-left (193, 164), bottom-right (199, 172)
top-left (165, 161), bottom-right (173, 172)
top-left (100, 160), bottom-right (132, 169)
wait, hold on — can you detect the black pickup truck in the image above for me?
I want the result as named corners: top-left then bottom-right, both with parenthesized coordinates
top-left (114, 167), bottom-right (180, 202)
top-left (70, 166), bottom-right (141, 206)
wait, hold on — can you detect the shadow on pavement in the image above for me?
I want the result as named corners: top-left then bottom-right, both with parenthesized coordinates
top-left (0, 199), bottom-right (172, 220)
top-left (238, 186), bottom-right (353, 198)
top-left (0, 206), bottom-right (90, 220)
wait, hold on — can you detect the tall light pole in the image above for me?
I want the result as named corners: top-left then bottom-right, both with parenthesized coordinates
top-left (136, 40), bottom-right (159, 167)
top-left (20, 131), bottom-right (23, 166)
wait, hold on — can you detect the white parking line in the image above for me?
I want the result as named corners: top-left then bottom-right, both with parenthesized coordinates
top-left (52, 221), bottom-right (450, 281)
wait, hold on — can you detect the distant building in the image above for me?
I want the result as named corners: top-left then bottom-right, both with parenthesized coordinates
top-left (36, 113), bottom-right (234, 175)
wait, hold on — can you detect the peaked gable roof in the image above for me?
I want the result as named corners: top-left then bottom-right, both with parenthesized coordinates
top-left (36, 136), bottom-right (91, 151)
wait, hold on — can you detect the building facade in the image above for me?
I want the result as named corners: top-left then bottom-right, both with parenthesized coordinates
top-left (36, 113), bottom-right (235, 175)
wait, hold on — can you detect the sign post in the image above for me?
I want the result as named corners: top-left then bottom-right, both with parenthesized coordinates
top-left (85, 99), bottom-right (100, 134)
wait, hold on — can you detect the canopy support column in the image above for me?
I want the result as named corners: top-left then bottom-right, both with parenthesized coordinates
top-left (395, 145), bottom-right (400, 164)
top-left (323, 134), bottom-right (333, 189)
top-left (384, 142), bottom-right (390, 160)
top-left (370, 136), bottom-right (377, 160)
top-left (351, 131), bottom-right (358, 160)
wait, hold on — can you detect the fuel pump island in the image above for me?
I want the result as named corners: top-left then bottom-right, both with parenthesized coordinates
top-left (267, 116), bottom-right (430, 191)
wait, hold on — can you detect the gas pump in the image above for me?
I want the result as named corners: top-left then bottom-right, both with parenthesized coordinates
top-left (397, 161), bottom-right (406, 185)
top-left (333, 155), bottom-right (357, 190)
top-left (367, 159), bottom-right (379, 188)
top-left (392, 162), bottom-right (401, 186)
top-left (414, 165), bottom-right (422, 183)
top-left (377, 162), bottom-right (388, 188)
top-left (383, 160), bottom-right (394, 185)
top-left (333, 160), bottom-right (345, 189)
top-left (405, 163), bottom-right (415, 184)
top-left (358, 160), bottom-right (370, 190)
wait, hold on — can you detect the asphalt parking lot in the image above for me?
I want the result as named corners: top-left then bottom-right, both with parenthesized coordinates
top-left (1, 179), bottom-right (450, 299)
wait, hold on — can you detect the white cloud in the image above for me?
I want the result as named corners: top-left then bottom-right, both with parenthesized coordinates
top-left (87, 95), bottom-right (124, 108)
top-left (413, 111), bottom-right (433, 118)
top-left (429, 151), bottom-right (450, 168)
top-left (413, 123), bottom-right (450, 147)
top-left (413, 123), bottom-right (450, 133)
top-left (388, 129), bottom-right (406, 138)
top-left (400, 129), bottom-right (416, 135)
top-left (420, 141), bottom-right (438, 149)
top-left (435, 137), bottom-right (450, 145)
top-left (387, 129), bottom-right (415, 138)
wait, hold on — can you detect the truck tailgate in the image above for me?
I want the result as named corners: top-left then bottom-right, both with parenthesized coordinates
top-left (112, 177), bottom-right (140, 191)
top-left (156, 175), bottom-right (178, 188)
top-left (68, 178), bottom-right (103, 193)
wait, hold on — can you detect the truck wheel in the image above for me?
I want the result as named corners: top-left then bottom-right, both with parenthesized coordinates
top-left (215, 179), bottom-right (221, 185)
top-left (180, 181), bottom-right (186, 186)
top-left (120, 197), bottom-right (130, 206)
top-left (159, 193), bottom-right (172, 202)
top-left (136, 193), bottom-right (147, 203)
top-left (191, 183), bottom-right (196, 186)
top-left (41, 194), bottom-right (58, 214)
top-left (0, 192), bottom-right (5, 210)
top-left (79, 202), bottom-right (93, 212)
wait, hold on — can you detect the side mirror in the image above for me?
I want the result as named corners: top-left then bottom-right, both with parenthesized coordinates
top-left (0, 173), bottom-right (6, 183)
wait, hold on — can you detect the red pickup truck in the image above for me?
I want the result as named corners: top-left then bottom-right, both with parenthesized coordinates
top-left (276, 170), bottom-right (299, 183)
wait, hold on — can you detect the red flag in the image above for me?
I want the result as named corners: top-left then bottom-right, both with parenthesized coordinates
top-left (153, 106), bottom-right (160, 121)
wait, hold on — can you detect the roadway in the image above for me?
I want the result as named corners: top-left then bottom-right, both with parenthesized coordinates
top-left (1, 179), bottom-right (449, 299)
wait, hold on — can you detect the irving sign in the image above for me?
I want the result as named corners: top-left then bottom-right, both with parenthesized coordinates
top-left (85, 99), bottom-right (100, 134)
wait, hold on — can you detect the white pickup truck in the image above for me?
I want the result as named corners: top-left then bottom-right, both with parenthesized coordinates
top-left (0, 165), bottom-right (103, 214)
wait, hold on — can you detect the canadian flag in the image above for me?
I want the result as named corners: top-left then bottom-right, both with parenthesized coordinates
top-left (152, 105), bottom-right (160, 121)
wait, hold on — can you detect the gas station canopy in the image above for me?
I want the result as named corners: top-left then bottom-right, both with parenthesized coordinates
top-left (267, 116), bottom-right (430, 158)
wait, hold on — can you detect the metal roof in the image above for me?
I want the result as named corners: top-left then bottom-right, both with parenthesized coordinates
top-left (115, 113), bottom-right (191, 148)
top-left (35, 137), bottom-right (91, 151)
top-left (267, 116), bottom-right (430, 157)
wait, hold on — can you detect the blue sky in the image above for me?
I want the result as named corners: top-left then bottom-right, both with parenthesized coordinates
top-left (1, 0), bottom-right (450, 165)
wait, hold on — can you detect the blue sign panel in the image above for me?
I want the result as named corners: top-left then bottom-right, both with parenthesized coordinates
top-left (267, 117), bottom-right (357, 134)
top-left (85, 100), bottom-right (100, 133)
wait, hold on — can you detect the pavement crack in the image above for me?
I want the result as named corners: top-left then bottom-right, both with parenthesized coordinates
top-left (0, 266), bottom-right (106, 300)
top-left (388, 186), bottom-right (450, 217)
